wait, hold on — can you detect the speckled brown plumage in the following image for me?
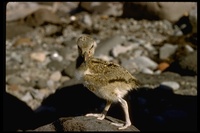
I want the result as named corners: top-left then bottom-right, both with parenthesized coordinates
top-left (75, 35), bottom-right (140, 129)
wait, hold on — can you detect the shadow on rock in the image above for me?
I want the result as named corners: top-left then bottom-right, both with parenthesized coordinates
top-left (126, 86), bottom-right (197, 131)
top-left (4, 83), bottom-right (197, 131)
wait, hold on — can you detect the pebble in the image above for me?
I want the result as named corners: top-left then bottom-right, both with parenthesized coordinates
top-left (50, 71), bottom-right (62, 82)
top-left (47, 79), bottom-right (55, 89)
top-left (160, 81), bottom-right (180, 91)
top-left (34, 79), bottom-right (47, 89)
top-left (51, 52), bottom-right (63, 62)
top-left (7, 76), bottom-right (26, 85)
top-left (111, 44), bottom-right (135, 57)
top-left (141, 68), bottom-right (154, 74)
top-left (21, 92), bottom-right (33, 102)
top-left (82, 14), bottom-right (92, 27)
top-left (159, 43), bottom-right (178, 60)
top-left (47, 60), bottom-right (64, 71)
top-left (133, 56), bottom-right (158, 70)
top-left (30, 52), bottom-right (46, 62)
top-left (157, 62), bottom-right (170, 71)
top-left (95, 35), bottom-right (125, 56)
top-left (185, 45), bottom-right (194, 53)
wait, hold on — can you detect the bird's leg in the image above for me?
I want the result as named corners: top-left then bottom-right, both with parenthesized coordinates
top-left (111, 97), bottom-right (131, 130)
top-left (86, 101), bottom-right (112, 120)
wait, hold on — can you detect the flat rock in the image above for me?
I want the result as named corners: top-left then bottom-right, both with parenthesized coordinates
top-left (95, 35), bottom-right (125, 56)
top-left (122, 2), bottom-right (196, 22)
top-left (33, 116), bottom-right (139, 131)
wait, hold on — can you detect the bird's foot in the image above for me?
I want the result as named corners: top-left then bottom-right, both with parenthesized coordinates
top-left (85, 113), bottom-right (105, 120)
top-left (111, 122), bottom-right (131, 130)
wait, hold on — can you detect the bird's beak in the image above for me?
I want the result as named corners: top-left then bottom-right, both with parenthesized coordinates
top-left (83, 52), bottom-right (89, 61)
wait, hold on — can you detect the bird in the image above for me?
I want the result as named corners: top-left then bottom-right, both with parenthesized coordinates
top-left (75, 34), bottom-right (140, 130)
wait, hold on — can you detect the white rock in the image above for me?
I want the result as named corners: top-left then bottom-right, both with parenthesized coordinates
top-left (141, 68), bottom-right (154, 74)
top-left (112, 44), bottom-right (135, 57)
top-left (133, 56), bottom-right (158, 70)
top-left (161, 81), bottom-right (180, 91)
top-left (185, 45), bottom-right (194, 53)
top-left (21, 92), bottom-right (33, 102)
top-left (159, 43), bottom-right (178, 60)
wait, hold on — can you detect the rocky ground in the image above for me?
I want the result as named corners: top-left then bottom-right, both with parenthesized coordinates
top-left (4, 2), bottom-right (197, 131)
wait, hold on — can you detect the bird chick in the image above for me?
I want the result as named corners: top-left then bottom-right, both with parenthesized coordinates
top-left (75, 35), bottom-right (140, 130)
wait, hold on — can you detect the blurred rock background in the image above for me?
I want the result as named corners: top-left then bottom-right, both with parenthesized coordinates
top-left (5, 2), bottom-right (197, 131)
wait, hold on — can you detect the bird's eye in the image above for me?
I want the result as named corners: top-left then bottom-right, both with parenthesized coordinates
top-left (90, 45), bottom-right (94, 50)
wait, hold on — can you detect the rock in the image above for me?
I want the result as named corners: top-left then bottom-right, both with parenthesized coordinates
top-left (160, 81), bottom-right (180, 91)
top-left (50, 71), bottom-right (62, 82)
top-left (80, 2), bottom-right (123, 17)
top-left (184, 44), bottom-right (194, 53)
top-left (13, 37), bottom-right (33, 47)
top-left (30, 52), bottom-right (47, 62)
top-left (33, 116), bottom-right (139, 131)
top-left (34, 79), bottom-right (47, 89)
top-left (47, 80), bottom-right (55, 89)
top-left (159, 43), bottom-right (178, 60)
top-left (133, 56), bottom-right (158, 70)
top-left (43, 24), bottom-right (62, 36)
top-left (188, 3), bottom-right (197, 33)
top-left (157, 62), bottom-right (170, 72)
top-left (165, 51), bottom-right (197, 76)
top-left (122, 2), bottom-right (196, 22)
top-left (62, 61), bottom-right (76, 78)
top-left (6, 2), bottom-right (40, 22)
top-left (47, 60), bottom-right (64, 71)
top-left (25, 8), bottom-right (62, 27)
top-left (21, 92), bottom-right (33, 102)
top-left (7, 76), bottom-right (26, 85)
top-left (82, 14), bottom-right (92, 27)
top-left (94, 35), bottom-right (125, 56)
top-left (141, 68), bottom-right (154, 74)
top-left (111, 44), bottom-right (135, 57)
top-left (50, 52), bottom-right (63, 62)
top-left (178, 51), bottom-right (197, 75)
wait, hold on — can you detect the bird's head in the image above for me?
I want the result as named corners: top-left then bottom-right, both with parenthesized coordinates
top-left (77, 35), bottom-right (97, 61)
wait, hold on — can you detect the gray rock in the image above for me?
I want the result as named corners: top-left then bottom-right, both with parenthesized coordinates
top-left (166, 51), bottom-right (197, 76)
top-left (34, 79), bottom-right (47, 89)
top-left (159, 43), bottom-right (178, 60)
top-left (62, 61), bottom-right (76, 78)
top-left (179, 51), bottom-right (197, 74)
top-left (80, 2), bottom-right (123, 17)
top-left (95, 35), bottom-right (125, 56)
top-left (160, 81), bottom-right (180, 91)
top-left (189, 3), bottom-right (197, 33)
top-left (7, 76), bottom-right (26, 85)
top-left (33, 116), bottom-right (139, 131)
top-left (122, 2), bottom-right (196, 22)
top-left (6, 22), bottom-right (34, 39)
top-left (50, 71), bottom-right (62, 82)
top-left (111, 44), bottom-right (135, 57)
top-left (47, 80), bottom-right (55, 89)
top-left (82, 14), bottom-right (92, 27)
top-left (6, 2), bottom-right (40, 22)
top-left (47, 60), bottom-right (64, 71)
top-left (25, 8), bottom-right (62, 27)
